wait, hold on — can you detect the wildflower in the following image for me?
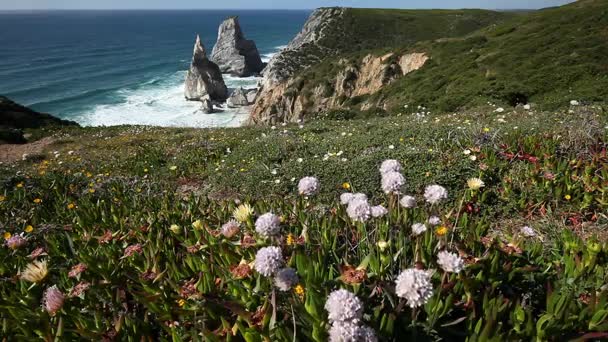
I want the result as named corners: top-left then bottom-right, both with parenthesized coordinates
top-left (523, 104), bottom-right (531, 110)
top-left (495, 107), bottom-right (505, 113)
top-left (435, 226), bottom-right (448, 236)
top-left (0, 195), bottom-right (5, 201)
top-left (428, 216), bottom-right (441, 226)
top-left (437, 251), bottom-right (465, 273)
top-left (370, 205), bottom-right (388, 218)
top-left (325, 289), bottom-right (363, 323)
top-left (123, 244), bottom-right (143, 258)
top-left (68, 263), bottom-right (87, 278)
top-left (254, 246), bottom-right (283, 276)
top-left (298, 176), bottom-right (320, 196)
top-left (43, 286), bottom-right (65, 316)
top-left (29, 247), bottom-right (47, 259)
top-left (342, 182), bottom-right (351, 190)
top-left (395, 268), bottom-right (433, 308)
top-left (467, 178), bottom-right (485, 190)
top-left (255, 213), bottom-right (281, 238)
top-left (274, 267), bottom-right (299, 291)
top-left (169, 165), bottom-right (178, 171)
top-left (33, 198), bottom-right (42, 204)
top-left (69, 281), bottom-right (91, 298)
top-left (381, 171), bottom-right (405, 194)
top-left (411, 223), bottom-right (427, 236)
top-left (5, 234), bottom-right (26, 249)
top-left (379, 159), bottom-right (402, 175)
top-left (340, 193), bottom-right (354, 205)
top-left (221, 220), bottom-right (240, 238)
top-left (377, 240), bottom-right (389, 252)
top-left (424, 185), bottom-right (448, 205)
top-left (233, 203), bottom-right (254, 222)
top-left (469, 155), bottom-right (477, 161)
top-left (192, 220), bottom-right (203, 230)
top-left (67, 203), bottom-right (75, 209)
top-left (20, 260), bottom-right (48, 283)
top-left (329, 321), bottom-right (377, 342)
top-left (169, 224), bottom-right (181, 234)
top-left (16, 182), bottom-right (24, 188)
top-left (570, 100), bottom-right (580, 106)
top-left (346, 197), bottom-right (371, 222)
top-left (340, 265), bottom-right (367, 285)
top-left (286, 233), bottom-right (296, 246)
top-left (3, 232), bottom-right (11, 240)
top-left (520, 226), bottom-right (536, 238)
top-left (230, 263), bottom-right (252, 279)
top-left (463, 149), bottom-right (471, 155)
top-left (177, 299), bottom-right (186, 307)
top-left (399, 195), bottom-right (417, 208)
top-left (564, 194), bottom-right (571, 201)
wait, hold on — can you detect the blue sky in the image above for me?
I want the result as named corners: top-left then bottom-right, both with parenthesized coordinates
top-left (0, 0), bottom-right (576, 10)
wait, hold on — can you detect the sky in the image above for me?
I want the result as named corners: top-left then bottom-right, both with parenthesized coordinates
top-left (0, 0), bottom-right (577, 10)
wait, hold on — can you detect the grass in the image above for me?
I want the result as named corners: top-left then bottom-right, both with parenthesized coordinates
top-left (1, 104), bottom-right (607, 340)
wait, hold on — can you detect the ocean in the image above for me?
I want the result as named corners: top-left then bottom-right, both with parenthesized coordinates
top-left (0, 10), bottom-right (309, 127)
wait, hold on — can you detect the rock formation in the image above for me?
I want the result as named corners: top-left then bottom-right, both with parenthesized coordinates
top-left (184, 35), bottom-right (228, 102)
top-left (0, 96), bottom-right (78, 144)
top-left (201, 99), bottom-right (214, 114)
top-left (226, 88), bottom-right (250, 108)
top-left (211, 17), bottom-right (264, 77)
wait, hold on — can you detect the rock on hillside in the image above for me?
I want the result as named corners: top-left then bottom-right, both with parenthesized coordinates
top-left (185, 35), bottom-right (228, 102)
top-left (211, 17), bottom-right (264, 77)
top-left (0, 96), bottom-right (78, 144)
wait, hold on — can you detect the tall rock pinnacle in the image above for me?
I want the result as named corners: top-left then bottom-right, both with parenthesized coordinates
top-left (184, 35), bottom-right (228, 102)
top-left (211, 17), bottom-right (264, 77)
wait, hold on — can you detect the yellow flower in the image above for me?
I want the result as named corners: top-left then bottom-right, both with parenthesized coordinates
top-left (20, 260), bottom-right (48, 283)
top-left (67, 203), bottom-right (75, 210)
top-left (177, 299), bottom-right (186, 307)
top-left (294, 284), bottom-right (305, 298)
top-left (377, 240), bottom-right (389, 252)
top-left (342, 182), bottom-right (351, 190)
top-left (16, 182), bottom-right (24, 188)
top-left (169, 224), bottom-right (181, 234)
top-left (25, 225), bottom-right (34, 233)
top-left (33, 198), bottom-right (42, 204)
top-left (233, 203), bottom-right (254, 223)
top-left (467, 178), bottom-right (485, 191)
top-left (144, 168), bottom-right (149, 173)
top-left (3, 232), bottom-right (12, 240)
top-left (192, 220), bottom-right (203, 230)
top-left (0, 195), bottom-right (5, 202)
top-left (88, 188), bottom-right (95, 194)
top-left (483, 127), bottom-right (491, 132)
top-left (564, 194), bottom-right (571, 201)
top-left (435, 226), bottom-right (449, 237)
top-left (169, 166), bottom-right (178, 171)
top-left (286, 234), bottom-right (295, 246)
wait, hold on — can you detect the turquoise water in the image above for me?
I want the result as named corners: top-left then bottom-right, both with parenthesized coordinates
top-left (0, 10), bottom-right (309, 127)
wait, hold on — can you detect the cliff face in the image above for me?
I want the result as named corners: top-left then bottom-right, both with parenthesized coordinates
top-left (250, 52), bottom-right (428, 123)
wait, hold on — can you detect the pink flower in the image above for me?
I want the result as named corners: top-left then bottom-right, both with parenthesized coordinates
top-left (123, 244), bottom-right (143, 258)
top-left (69, 281), bottom-right (91, 298)
top-left (5, 235), bottom-right (26, 250)
top-left (43, 285), bottom-right (65, 316)
top-left (68, 263), bottom-right (87, 278)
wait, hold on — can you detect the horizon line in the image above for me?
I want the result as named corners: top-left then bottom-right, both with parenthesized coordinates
top-left (0, 7), bottom-right (535, 12)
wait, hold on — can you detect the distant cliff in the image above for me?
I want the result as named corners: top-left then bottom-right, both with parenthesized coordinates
top-left (249, 7), bottom-right (511, 124)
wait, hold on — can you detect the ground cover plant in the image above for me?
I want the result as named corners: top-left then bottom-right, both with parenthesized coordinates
top-left (0, 103), bottom-right (607, 340)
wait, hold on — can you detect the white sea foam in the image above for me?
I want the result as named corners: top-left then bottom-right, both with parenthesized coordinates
top-left (79, 71), bottom-right (258, 128)
top-left (261, 45), bottom-right (288, 63)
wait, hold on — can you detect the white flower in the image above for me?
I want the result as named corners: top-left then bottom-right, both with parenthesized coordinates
top-left (370, 205), bottom-right (388, 218)
top-left (329, 322), bottom-right (377, 342)
top-left (221, 220), bottom-right (240, 238)
top-left (424, 185), bottom-right (448, 204)
top-left (255, 213), bottom-right (281, 238)
top-left (399, 195), bottom-right (417, 208)
top-left (469, 155), bottom-right (477, 161)
top-left (346, 197), bottom-right (371, 223)
top-left (523, 104), bottom-right (531, 110)
top-left (395, 268), bottom-right (433, 308)
top-left (437, 251), bottom-right (465, 274)
top-left (388, 145), bottom-right (395, 150)
top-left (520, 226), bottom-right (536, 237)
top-left (467, 178), bottom-right (485, 190)
top-left (274, 268), bottom-right (299, 291)
top-left (570, 100), bottom-right (579, 106)
top-left (495, 107), bottom-right (505, 113)
top-left (381, 172), bottom-right (405, 194)
top-left (298, 176), bottom-right (319, 196)
top-left (325, 289), bottom-right (363, 323)
top-left (411, 223), bottom-right (427, 236)
top-left (463, 149), bottom-right (471, 155)
top-left (297, 158), bottom-right (303, 163)
top-left (428, 216), bottom-right (441, 226)
top-left (380, 160), bottom-right (401, 175)
top-left (340, 193), bottom-right (354, 205)
top-left (254, 246), bottom-right (283, 276)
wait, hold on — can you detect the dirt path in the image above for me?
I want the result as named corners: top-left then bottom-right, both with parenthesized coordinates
top-left (0, 137), bottom-right (55, 163)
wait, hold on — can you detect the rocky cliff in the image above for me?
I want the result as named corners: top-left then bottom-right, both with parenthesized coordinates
top-left (184, 35), bottom-right (228, 102)
top-left (248, 7), bottom-right (513, 124)
top-left (211, 17), bottom-right (264, 77)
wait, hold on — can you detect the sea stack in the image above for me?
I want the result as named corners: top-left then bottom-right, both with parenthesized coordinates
top-left (211, 17), bottom-right (264, 77)
top-left (184, 35), bottom-right (228, 102)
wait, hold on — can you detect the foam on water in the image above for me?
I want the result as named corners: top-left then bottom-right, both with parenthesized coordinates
top-left (80, 71), bottom-right (260, 128)
top-left (261, 45), bottom-right (288, 63)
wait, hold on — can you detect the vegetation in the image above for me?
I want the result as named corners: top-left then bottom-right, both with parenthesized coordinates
top-left (1, 104), bottom-right (607, 340)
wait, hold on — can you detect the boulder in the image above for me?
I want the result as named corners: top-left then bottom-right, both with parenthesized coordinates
top-left (201, 98), bottom-right (214, 114)
top-left (211, 17), bottom-right (264, 77)
top-left (246, 89), bottom-right (257, 104)
top-left (184, 35), bottom-right (228, 101)
top-left (226, 88), bottom-right (250, 108)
